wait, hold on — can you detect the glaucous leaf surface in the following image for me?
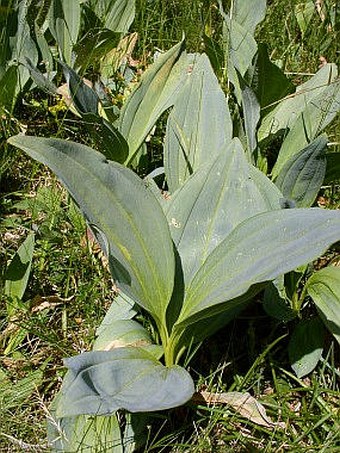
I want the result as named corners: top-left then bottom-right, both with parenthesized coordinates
top-left (307, 266), bottom-right (340, 345)
top-left (118, 41), bottom-right (187, 163)
top-left (241, 85), bottom-right (260, 157)
top-left (8, 135), bottom-right (175, 327)
top-left (94, 292), bottom-right (162, 358)
top-left (272, 79), bottom-right (340, 178)
top-left (164, 53), bottom-right (232, 192)
top-left (49, 0), bottom-right (80, 65)
top-left (275, 135), bottom-right (328, 207)
top-left (57, 348), bottom-right (195, 417)
top-left (176, 208), bottom-right (340, 328)
top-left (90, 0), bottom-right (135, 33)
top-left (258, 63), bottom-right (338, 141)
top-left (166, 139), bottom-right (281, 285)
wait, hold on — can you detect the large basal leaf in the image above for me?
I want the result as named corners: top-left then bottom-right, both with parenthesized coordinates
top-left (272, 78), bottom-right (340, 178)
top-left (11, 0), bottom-right (39, 97)
top-left (56, 348), bottom-right (195, 417)
top-left (49, 0), bottom-right (80, 65)
top-left (219, 0), bottom-right (266, 100)
top-left (118, 40), bottom-right (187, 163)
top-left (90, 0), bottom-right (135, 33)
top-left (258, 63), bottom-right (338, 141)
top-left (275, 135), bottom-right (328, 207)
top-left (164, 53), bottom-right (232, 192)
top-left (307, 266), bottom-right (340, 346)
top-left (220, 0), bottom-right (266, 78)
top-left (176, 208), bottom-right (340, 328)
top-left (8, 135), bottom-right (175, 327)
top-left (165, 139), bottom-right (281, 286)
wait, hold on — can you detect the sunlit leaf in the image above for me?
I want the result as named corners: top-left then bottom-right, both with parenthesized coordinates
top-left (56, 348), bottom-right (194, 417)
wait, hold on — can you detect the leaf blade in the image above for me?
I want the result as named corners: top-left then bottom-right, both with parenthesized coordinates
top-left (8, 135), bottom-right (175, 325)
top-left (178, 208), bottom-right (340, 326)
top-left (57, 349), bottom-right (195, 417)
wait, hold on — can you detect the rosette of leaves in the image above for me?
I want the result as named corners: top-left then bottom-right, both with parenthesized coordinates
top-left (8, 128), bottom-right (340, 435)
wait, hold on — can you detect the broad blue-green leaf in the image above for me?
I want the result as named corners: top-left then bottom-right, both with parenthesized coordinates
top-left (56, 348), bottom-right (195, 417)
top-left (272, 78), bottom-right (340, 178)
top-left (219, 0), bottom-right (266, 99)
top-left (4, 232), bottom-right (34, 303)
top-left (166, 139), bottom-right (281, 285)
top-left (47, 407), bottom-right (123, 452)
top-left (21, 57), bottom-right (57, 95)
top-left (307, 266), bottom-right (340, 346)
top-left (118, 40), bottom-right (187, 163)
top-left (49, 0), bottom-right (80, 65)
top-left (220, 0), bottom-right (266, 77)
top-left (164, 53), bottom-right (232, 192)
top-left (90, 0), bottom-right (135, 33)
top-left (289, 317), bottom-right (325, 378)
top-left (8, 135), bottom-right (175, 327)
top-left (11, 0), bottom-right (39, 95)
top-left (258, 63), bottom-right (338, 141)
top-left (176, 208), bottom-right (340, 327)
top-left (275, 135), bottom-right (328, 207)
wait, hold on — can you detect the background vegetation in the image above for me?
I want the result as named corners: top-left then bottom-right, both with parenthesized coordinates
top-left (1, 0), bottom-right (339, 451)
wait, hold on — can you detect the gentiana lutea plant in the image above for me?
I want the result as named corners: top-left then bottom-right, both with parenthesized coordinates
top-left (8, 130), bottom-right (340, 418)
top-left (7, 6), bottom-right (340, 447)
